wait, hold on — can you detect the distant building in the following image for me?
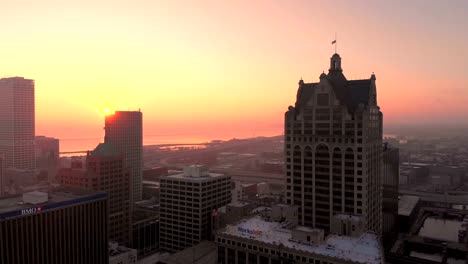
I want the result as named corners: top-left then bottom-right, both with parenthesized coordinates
top-left (232, 181), bottom-right (258, 202)
top-left (109, 242), bottom-right (137, 264)
top-left (216, 204), bottom-right (384, 264)
top-left (0, 77), bottom-right (35, 184)
top-left (133, 198), bottom-right (160, 257)
top-left (105, 111), bottom-right (143, 202)
top-left (58, 142), bottom-right (131, 245)
top-left (284, 53), bottom-right (383, 234)
top-left (159, 165), bottom-right (231, 252)
top-left (428, 165), bottom-right (464, 186)
top-left (0, 188), bottom-right (108, 264)
top-left (389, 206), bottom-right (468, 264)
top-left (401, 162), bottom-right (464, 187)
top-left (382, 143), bottom-right (399, 248)
top-left (35, 136), bottom-right (60, 181)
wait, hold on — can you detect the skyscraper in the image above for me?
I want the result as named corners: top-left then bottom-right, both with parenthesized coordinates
top-left (105, 111), bottom-right (143, 202)
top-left (284, 53), bottom-right (383, 234)
top-left (58, 142), bottom-right (131, 245)
top-left (0, 188), bottom-right (108, 264)
top-left (382, 143), bottom-right (399, 247)
top-left (160, 165), bottom-right (231, 252)
top-left (0, 77), bottom-right (35, 175)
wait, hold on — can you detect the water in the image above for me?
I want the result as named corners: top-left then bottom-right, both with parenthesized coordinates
top-left (59, 136), bottom-right (212, 154)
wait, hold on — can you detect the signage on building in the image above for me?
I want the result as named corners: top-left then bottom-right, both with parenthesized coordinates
top-left (0, 193), bottom-right (107, 220)
top-left (21, 207), bottom-right (42, 215)
top-left (238, 226), bottom-right (262, 235)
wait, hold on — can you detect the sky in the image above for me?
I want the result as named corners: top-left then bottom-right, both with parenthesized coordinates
top-left (1, 0), bottom-right (467, 149)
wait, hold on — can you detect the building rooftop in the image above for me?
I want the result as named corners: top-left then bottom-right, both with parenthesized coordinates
top-left (108, 242), bottom-right (136, 256)
top-left (295, 53), bottom-right (374, 114)
top-left (158, 241), bottom-right (217, 264)
top-left (228, 201), bottom-right (249, 208)
top-left (0, 187), bottom-right (106, 220)
top-left (162, 171), bottom-right (227, 182)
top-left (398, 195), bottom-right (420, 216)
top-left (142, 180), bottom-right (160, 187)
top-left (220, 215), bottom-right (383, 264)
top-left (90, 142), bottom-right (120, 157)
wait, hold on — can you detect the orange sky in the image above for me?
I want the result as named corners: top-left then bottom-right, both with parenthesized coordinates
top-left (1, 0), bottom-right (467, 145)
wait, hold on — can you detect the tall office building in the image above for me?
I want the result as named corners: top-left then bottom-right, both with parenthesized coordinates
top-left (382, 143), bottom-right (399, 247)
top-left (105, 111), bottom-right (143, 202)
top-left (58, 142), bottom-right (131, 245)
top-left (284, 53), bottom-right (383, 234)
top-left (0, 188), bottom-right (108, 264)
top-left (160, 165), bottom-right (231, 253)
top-left (0, 77), bottom-right (35, 177)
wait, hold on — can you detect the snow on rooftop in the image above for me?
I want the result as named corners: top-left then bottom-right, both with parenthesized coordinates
top-left (221, 216), bottom-right (383, 264)
top-left (294, 226), bottom-right (321, 233)
top-left (251, 206), bottom-right (270, 214)
top-left (229, 201), bottom-right (249, 207)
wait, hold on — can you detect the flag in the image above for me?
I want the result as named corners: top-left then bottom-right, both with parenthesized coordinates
top-left (332, 40), bottom-right (336, 44)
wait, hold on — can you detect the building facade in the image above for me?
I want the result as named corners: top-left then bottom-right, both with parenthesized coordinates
top-left (284, 53), bottom-right (383, 234)
top-left (215, 205), bottom-right (383, 264)
top-left (105, 111), bottom-right (143, 202)
top-left (382, 143), bottom-right (399, 247)
top-left (0, 77), bottom-right (35, 181)
top-left (132, 199), bottom-right (160, 257)
top-left (159, 165), bottom-right (231, 252)
top-left (35, 136), bottom-right (60, 182)
top-left (58, 142), bottom-right (131, 245)
top-left (0, 188), bottom-right (108, 264)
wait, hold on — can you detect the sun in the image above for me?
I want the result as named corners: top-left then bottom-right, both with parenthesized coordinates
top-left (104, 108), bottom-right (111, 115)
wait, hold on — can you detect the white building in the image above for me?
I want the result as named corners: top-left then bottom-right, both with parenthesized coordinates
top-left (160, 165), bottom-right (231, 253)
top-left (105, 110), bottom-right (143, 202)
top-left (216, 205), bottom-right (384, 264)
top-left (0, 77), bottom-right (35, 171)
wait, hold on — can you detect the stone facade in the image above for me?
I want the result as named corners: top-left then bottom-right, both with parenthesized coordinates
top-left (284, 53), bottom-right (383, 235)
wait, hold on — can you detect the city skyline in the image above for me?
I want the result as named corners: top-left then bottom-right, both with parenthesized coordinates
top-left (2, 0), bottom-right (467, 144)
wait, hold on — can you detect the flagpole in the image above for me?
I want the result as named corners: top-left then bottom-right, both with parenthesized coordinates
top-left (335, 32), bottom-right (337, 54)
